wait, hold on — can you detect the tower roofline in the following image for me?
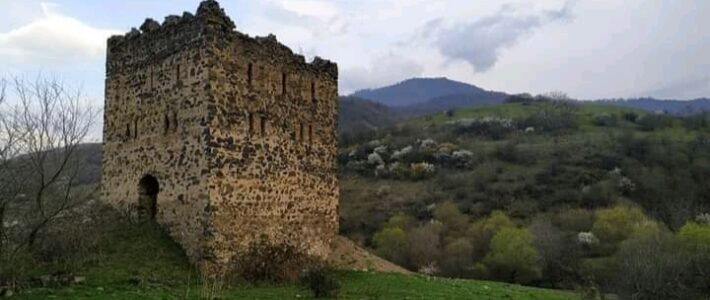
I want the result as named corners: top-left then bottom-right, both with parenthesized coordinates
top-left (107, 0), bottom-right (337, 79)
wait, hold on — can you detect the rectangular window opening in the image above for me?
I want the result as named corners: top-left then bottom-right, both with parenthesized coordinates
top-left (282, 73), bottom-right (287, 94)
top-left (260, 115), bottom-right (267, 137)
top-left (248, 113), bottom-right (254, 136)
top-left (247, 63), bottom-right (253, 86)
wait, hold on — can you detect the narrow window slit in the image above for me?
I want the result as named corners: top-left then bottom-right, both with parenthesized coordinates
top-left (282, 73), bottom-right (287, 94)
top-left (247, 63), bottom-right (253, 86)
top-left (299, 123), bottom-right (304, 142)
top-left (248, 113), bottom-right (254, 136)
top-left (260, 115), bottom-right (267, 136)
top-left (164, 114), bottom-right (170, 135)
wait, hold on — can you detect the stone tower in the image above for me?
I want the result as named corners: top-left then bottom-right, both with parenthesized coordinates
top-left (101, 0), bottom-right (339, 273)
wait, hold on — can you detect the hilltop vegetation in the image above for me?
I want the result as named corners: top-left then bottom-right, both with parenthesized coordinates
top-left (338, 97), bottom-right (710, 299)
top-left (8, 209), bottom-right (577, 300)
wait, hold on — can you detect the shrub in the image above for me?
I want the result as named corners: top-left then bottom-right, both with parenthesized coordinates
top-left (519, 100), bottom-right (579, 132)
top-left (676, 222), bottom-right (710, 254)
top-left (467, 211), bottom-right (515, 260)
top-left (676, 222), bottom-right (710, 295)
top-left (409, 162), bottom-right (436, 180)
top-left (482, 227), bottom-right (542, 284)
top-left (299, 267), bottom-right (340, 298)
top-left (622, 111), bottom-right (639, 123)
top-left (450, 117), bottom-right (515, 140)
top-left (407, 223), bottom-right (443, 272)
top-left (440, 238), bottom-right (474, 277)
top-left (229, 241), bottom-right (314, 283)
top-left (434, 202), bottom-right (469, 239)
top-left (637, 114), bottom-right (673, 131)
top-left (592, 113), bottom-right (618, 127)
top-left (591, 204), bottom-right (660, 249)
top-left (372, 227), bottom-right (409, 266)
top-left (614, 232), bottom-right (693, 300)
top-left (552, 208), bottom-right (594, 233)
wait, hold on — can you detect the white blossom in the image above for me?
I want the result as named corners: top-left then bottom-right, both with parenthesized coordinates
top-left (577, 232), bottom-right (599, 245)
top-left (392, 146), bottom-right (413, 160)
top-left (368, 152), bottom-right (384, 166)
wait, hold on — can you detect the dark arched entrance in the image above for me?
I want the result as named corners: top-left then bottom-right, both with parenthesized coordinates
top-left (138, 175), bottom-right (160, 221)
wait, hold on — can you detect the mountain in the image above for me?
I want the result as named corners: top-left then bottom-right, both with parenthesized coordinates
top-left (401, 91), bottom-right (508, 116)
top-left (338, 96), bottom-right (402, 133)
top-left (600, 98), bottom-right (710, 115)
top-left (352, 77), bottom-right (506, 108)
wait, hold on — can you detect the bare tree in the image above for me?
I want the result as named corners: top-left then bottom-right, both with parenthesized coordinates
top-left (0, 75), bottom-right (98, 261)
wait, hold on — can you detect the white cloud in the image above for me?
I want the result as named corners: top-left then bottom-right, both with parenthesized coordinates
top-left (432, 1), bottom-right (576, 72)
top-left (277, 0), bottom-right (339, 20)
top-left (0, 2), bottom-right (119, 66)
top-left (340, 54), bottom-right (424, 94)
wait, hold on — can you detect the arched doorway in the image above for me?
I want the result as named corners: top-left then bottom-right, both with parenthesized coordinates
top-left (138, 175), bottom-right (160, 221)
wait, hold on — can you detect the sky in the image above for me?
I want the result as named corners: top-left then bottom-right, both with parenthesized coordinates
top-left (1, 0), bottom-right (710, 107)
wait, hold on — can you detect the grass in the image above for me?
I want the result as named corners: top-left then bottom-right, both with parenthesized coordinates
top-left (13, 222), bottom-right (578, 300)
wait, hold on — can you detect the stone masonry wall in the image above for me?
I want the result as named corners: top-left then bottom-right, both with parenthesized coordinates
top-left (204, 22), bottom-right (339, 268)
top-left (102, 0), bottom-right (339, 274)
top-left (102, 9), bottom-right (215, 265)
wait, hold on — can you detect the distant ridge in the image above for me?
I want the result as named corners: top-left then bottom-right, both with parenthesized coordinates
top-left (599, 98), bottom-right (710, 115)
top-left (351, 77), bottom-right (507, 108)
top-left (338, 77), bottom-right (710, 134)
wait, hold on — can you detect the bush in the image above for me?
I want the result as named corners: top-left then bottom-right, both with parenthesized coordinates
top-left (482, 227), bottom-right (542, 284)
top-left (676, 222), bottom-right (710, 295)
top-left (440, 238), bottom-right (474, 277)
top-left (592, 113), bottom-right (618, 127)
top-left (591, 204), bottom-right (661, 251)
top-left (552, 208), bottom-right (594, 233)
top-left (434, 202), bottom-right (469, 239)
top-left (409, 162), bottom-right (436, 180)
top-left (299, 267), bottom-right (340, 298)
top-left (637, 114), bottom-right (673, 131)
top-left (407, 223), bottom-right (443, 272)
top-left (372, 227), bottom-right (409, 266)
top-left (614, 232), bottom-right (693, 300)
top-left (519, 100), bottom-right (579, 132)
top-left (467, 211), bottom-right (515, 260)
top-left (229, 241), bottom-right (314, 283)
top-left (622, 112), bottom-right (639, 123)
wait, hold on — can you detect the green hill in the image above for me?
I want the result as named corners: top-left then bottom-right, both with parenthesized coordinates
top-left (338, 101), bottom-right (710, 297)
top-left (14, 221), bottom-right (577, 300)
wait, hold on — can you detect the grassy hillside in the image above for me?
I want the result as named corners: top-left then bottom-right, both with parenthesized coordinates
top-left (338, 100), bottom-right (710, 297)
top-left (14, 221), bottom-right (577, 300)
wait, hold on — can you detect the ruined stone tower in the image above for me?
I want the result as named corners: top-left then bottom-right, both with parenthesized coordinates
top-left (101, 0), bottom-right (339, 273)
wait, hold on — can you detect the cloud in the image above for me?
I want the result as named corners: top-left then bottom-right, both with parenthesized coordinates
top-left (0, 2), bottom-right (119, 66)
top-left (277, 0), bottom-right (339, 20)
top-left (340, 54), bottom-right (424, 93)
top-left (432, 0), bottom-right (576, 72)
top-left (262, 0), bottom-right (348, 37)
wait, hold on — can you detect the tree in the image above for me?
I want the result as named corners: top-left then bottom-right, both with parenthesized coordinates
top-left (467, 210), bottom-right (515, 260)
top-left (372, 227), bottom-right (409, 267)
top-left (440, 238), bottom-right (473, 277)
top-left (676, 222), bottom-right (710, 294)
top-left (407, 223), bottom-right (442, 272)
top-left (0, 75), bottom-right (98, 262)
top-left (434, 202), bottom-right (469, 240)
top-left (482, 227), bottom-right (542, 284)
top-left (591, 204), bottom-right (660, 247)
top-left (614, 232), bottom-right (692, 300)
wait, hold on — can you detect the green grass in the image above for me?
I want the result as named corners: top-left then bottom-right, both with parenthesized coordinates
top-left (14, 223), bottom-right (578, 300)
